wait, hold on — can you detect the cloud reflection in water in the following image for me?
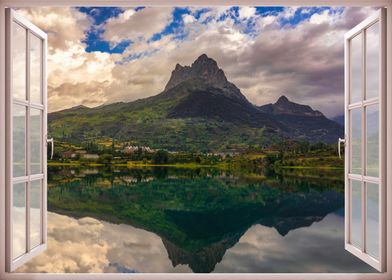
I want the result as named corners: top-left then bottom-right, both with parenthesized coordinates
top-left (17, 210), bottom-right (374, 273)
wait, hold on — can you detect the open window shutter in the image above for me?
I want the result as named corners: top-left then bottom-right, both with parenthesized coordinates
top-left (344, 8), bottom-right (386, 272)
top-left (5, 9), bottom-right (48, 272)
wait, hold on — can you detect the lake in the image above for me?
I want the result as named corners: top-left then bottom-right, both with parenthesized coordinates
top-left (17, 166), bottom-right (375, 273)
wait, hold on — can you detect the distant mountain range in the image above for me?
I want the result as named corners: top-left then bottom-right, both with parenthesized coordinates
top-left (332, 115), bottom-right (344, 126)
top-left (48, 54), bottom-right (343, 152)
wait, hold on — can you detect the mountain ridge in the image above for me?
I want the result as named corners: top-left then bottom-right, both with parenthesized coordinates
top-left (259, 95), bottom-right (324, 117)
top-left (48, 54), bottom-right (343, 150)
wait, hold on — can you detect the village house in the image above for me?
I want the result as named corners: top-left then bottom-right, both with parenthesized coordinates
top-left (60, 151), bottom-right (77, 159)
top-left (81, 153), bottom-right (99, 160)
top-left (123, 145), bottom-right (155, 154)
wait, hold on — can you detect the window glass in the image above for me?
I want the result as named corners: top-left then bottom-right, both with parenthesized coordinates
top-left (351, 33), bottom-right (362, 104)
top-left (350, 108), bottom-right (362, 174)
top-left (13, 104), bottom-right (26, 177)
top-left (30, 108), bottom-right (42, 174)
top-left (366, 22), bottom-right (379, 100)
top-left (30, 34), bottom-right (42, 104)
top-left (366, 182), bottom-right (379, 259)
top-left (351, 180), bottom-right (362, 248)
top-left (30, 180), bottom-right (42, 249)
top-left (12, 22), bottom-right (26, 100)
top-left (366, 105), bottom-right (379, 177)
top-left (13, 182), bottom-right (26, 259)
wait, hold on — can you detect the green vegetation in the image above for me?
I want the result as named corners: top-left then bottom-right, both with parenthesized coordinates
top-left (48, 90), bottom-right (275, 153)
top-left (152, 150), bottom-right (169, 164)
top-left (50, 138), bottom-right (343, 174)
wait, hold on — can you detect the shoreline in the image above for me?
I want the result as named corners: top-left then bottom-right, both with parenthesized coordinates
top-left (47, 161), bottom-right (343, 170)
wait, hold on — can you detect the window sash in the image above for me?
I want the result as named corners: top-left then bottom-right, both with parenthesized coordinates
top-left (0, 1), bottom-right (391, 279)
top-left (4, 8), bottom-right (48, 272)
top-left (344, 8), bottom-right (386, 272)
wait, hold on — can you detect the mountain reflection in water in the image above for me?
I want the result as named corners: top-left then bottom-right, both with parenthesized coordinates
top-left (17, 166), bottom-right (375, 273)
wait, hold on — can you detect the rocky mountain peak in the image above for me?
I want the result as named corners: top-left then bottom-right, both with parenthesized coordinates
top-left (260, 95), bottom-right (324, 118)
top-left (164, 54), bottom-right (229, 91)
top-left (174, 63), bottom-right (184, 70)
top-left (192, 54), bottom-right (219, 69)
top-left (276, 95), bottom-right (290, 105)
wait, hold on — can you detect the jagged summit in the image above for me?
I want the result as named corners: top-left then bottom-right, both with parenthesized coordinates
top-left (276, 95), bottom-right (290, 105)
top-left (165, 54), bottom-right (228, 91)
top-left (192, 53), bottom-right (217, 67)
top-left (164, 54), bottom-right (247, 103)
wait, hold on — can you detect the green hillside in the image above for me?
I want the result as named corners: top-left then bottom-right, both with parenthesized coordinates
top-left (48, 54), bottom-right (343, 153)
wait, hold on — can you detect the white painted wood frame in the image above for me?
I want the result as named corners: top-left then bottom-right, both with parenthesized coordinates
top-left (344, 9), bottom-right (387, 272)
top-left (4, 8), bottom-right (48, 273)
top-left (0, 1), bottom-right (392, 280)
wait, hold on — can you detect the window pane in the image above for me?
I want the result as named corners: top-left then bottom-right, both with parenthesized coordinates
top-left (30, 108), bottom-right (42, 174)
top-left (30, 34), bottom-right (42, 104)
top-left (350, 108), bottom-right (362, 174)
top-left (12, 22), bottom-right (26, 100)
top-left (351, 33), bottom-right (362, 104)
top-left (13, 104), bottom-right (26, 177)
top-left (366, 182), bottom-right (379, 259)
top-left (366, 105), bottom-right (379, 177)
top-left (30, 180), bottom-right (42, 249)
top-left (351, 180), bottom-right (362, 248)
top-left (13, 182), bottom-right (26, 260)
top-left (366, 22), bottom-right (379, 100)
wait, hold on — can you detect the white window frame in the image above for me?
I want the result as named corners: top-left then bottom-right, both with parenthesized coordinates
top-left (4, 8), bottom-right (48, 273)
top-left (344, 9), bottom-right (387, 272)
top-left (0, 0), bottom-right (391, 279)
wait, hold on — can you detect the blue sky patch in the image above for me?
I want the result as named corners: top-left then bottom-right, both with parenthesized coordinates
top-left (78, 7), bottom-right (124, 24)
top-left (255, 7), bottom-right (285, 16)
top-left (192, 8), bottom-right (211, 20)
top-left (149, 7), bottom-right (190, 42)
top-left (279, 7), bottom-right (334, 26)
top-left (78, 7), bottom-right (132, 53)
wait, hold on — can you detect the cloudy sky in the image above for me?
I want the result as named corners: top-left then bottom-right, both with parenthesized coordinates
top-left (19, 6), bottom-right (376, 117)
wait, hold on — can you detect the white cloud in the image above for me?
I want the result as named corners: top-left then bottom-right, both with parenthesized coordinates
top-left (309, 10), bottom-right (333, 24)
top-left (238, 7), bottom-right (256, 19)
top-left (17, 7), bottom-right (91, 52)
top-left (16, 212), bottom-right (192, 273)
top-left (102, 7), bottom-right (174, 44)
top-left (183, 14), bottom-right (196, 24)
top-left (19, 8), bottom-right (119, 112)
top-left (281, 6), bottom-right (299, 20)
top-left (214, 213), bottom-right (374, 273)
top-left (258, 15), bottom-right (278, 28)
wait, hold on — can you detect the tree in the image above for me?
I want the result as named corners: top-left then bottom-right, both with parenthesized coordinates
top-left (153, 150), bottom-right (169, 164)
top-left (98, 153), bottom-right (113, 165)
top-left (111, 138), bottom-right (115, 155)
top-left (195, 155), bottom-right (202, 164)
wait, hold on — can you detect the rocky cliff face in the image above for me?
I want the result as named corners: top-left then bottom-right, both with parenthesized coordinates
top-left (165, 54), bottom-right (228, 90)
top-left (164, 54), bottom-right (248, 103)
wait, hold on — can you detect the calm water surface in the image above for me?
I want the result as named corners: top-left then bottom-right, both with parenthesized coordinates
top-left (17, 166), bottom-right (375, 273)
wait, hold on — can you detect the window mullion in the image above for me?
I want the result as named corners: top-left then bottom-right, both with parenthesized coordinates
top-left (25, 29), bottom-right (30, 254)
top-left (360, 29), bottom-right (366, 254)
